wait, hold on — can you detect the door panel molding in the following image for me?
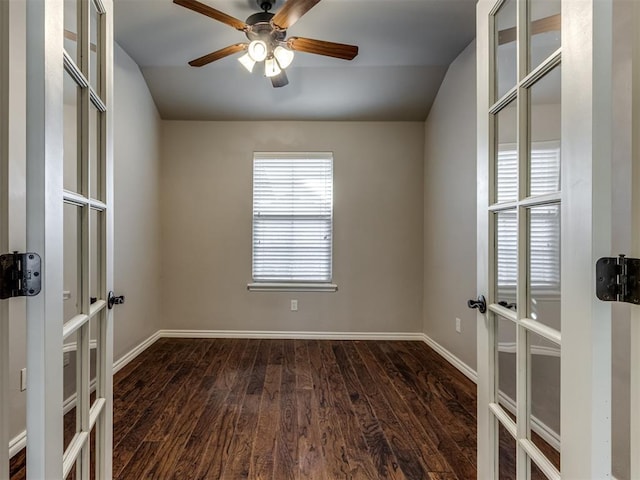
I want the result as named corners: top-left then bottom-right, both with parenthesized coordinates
top-left (560, 1), bottom-right (613, 477)
top-left (25, 0), bottom-right (65, 477)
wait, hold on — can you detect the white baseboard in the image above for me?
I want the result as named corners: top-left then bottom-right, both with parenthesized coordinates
top-left (420, 333), bottom-right (562, 456)
top-left (113, 331), bottom-right (162, 374)
top-left (420, 333), bottom-right (478, 382)
top-left (8, 330), bottom-right (161, 459)
top-left (157, 329), bottom-right (425, 341)
top-left (8, 430), bottom-right (25, 459)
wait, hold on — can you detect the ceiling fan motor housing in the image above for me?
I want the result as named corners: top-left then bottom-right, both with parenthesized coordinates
top-left (245, 11), bottom-right (286, 43)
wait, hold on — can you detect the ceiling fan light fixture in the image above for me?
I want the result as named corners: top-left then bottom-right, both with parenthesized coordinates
top-left (248, 40), bottom-right (268, 62)
top-left (264, 56), bottom-right (282, 77)
top-left (273, 45), bottom-right (294, 69)
top-left (238, 52), bottom-right (256, 72)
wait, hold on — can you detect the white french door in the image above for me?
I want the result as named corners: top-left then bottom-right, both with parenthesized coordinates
top-left (25, 0), bottom-right (114, 478)
top-left (476, 0), bottom-right (613, 478)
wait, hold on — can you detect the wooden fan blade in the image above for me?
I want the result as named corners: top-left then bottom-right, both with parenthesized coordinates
top-left (287, 37), bottom-right (358, 60)
top-left (271, 70), bottom-right (289, 88)
top-left (271, 0), bottom-right (321, 30)
top-left (174, 0), bottom-right (247, 31)
top-left (188, 43), bottom-right (247, 67)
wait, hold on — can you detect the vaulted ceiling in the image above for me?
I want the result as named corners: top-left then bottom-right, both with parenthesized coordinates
top-left (114, 0), bottom-right (477, 121)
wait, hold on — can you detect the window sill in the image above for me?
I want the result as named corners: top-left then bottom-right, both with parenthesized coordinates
top-left (247, 282), bottom-right (338, 292)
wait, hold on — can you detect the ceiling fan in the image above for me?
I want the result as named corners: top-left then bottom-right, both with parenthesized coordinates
top-left (174, 0), bottom-right (359, 88)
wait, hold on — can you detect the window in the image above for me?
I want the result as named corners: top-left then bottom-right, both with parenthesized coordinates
top-left (497, 143), bottom-right (561, 290)
top-left (249, 152), bottom-right (335, 291)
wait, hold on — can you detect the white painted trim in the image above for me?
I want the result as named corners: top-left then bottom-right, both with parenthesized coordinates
top-left (421, 334), bottom-right (563, 458)
top-left (421, 334), bottom-right (477, 382)
top-left (158, 329), bottom-right (424, 341)
top-left (498, 342), bottom-right (561, 357)
top-left (112, 331), bottom-right (161, 374)
top-left (247, 283), bottom-right (338, 292)
top-left (8, 431), bottom-right (25, 459)
top-left (9, 330), bottom-right (160, 459)
top-left (497, 391), bottom-right (560, 452)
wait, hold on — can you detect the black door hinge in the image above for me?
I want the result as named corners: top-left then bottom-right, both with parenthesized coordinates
top-left (0, 252), bottom-right (42, 300)
top-left (596, 254), bottom-right (640, 305)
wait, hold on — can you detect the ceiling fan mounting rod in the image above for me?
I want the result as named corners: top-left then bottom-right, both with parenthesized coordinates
top-left (258, 0), bottom-right (274, 12)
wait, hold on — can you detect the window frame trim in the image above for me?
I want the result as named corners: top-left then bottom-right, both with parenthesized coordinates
top-left (250, 151), bottom-right (336, 289)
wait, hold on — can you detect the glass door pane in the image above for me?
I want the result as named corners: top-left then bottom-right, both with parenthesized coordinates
top-left (528, 204), bottom-right (560, 330)
top-left (529, 66), bottom-right (561, 198)
top-left (529, 0), bottom-right (561, 72)
top-left (496, 0), bottom-right (518, 100)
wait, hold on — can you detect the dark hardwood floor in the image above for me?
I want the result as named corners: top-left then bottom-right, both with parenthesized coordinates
top-left (10, 338), bottom-right (559, 479)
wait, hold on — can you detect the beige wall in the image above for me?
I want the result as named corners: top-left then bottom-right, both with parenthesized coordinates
top-left (159, 121), bottom-right (425, 333)
top-left (423, 40), bottom-right (478, 370)
top-left (112, 43), bottom-right (163, 360)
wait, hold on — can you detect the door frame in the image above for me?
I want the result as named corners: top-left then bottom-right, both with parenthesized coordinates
top-left (25, 1), bottom-right (65, 476)
top-left (0, 0), bottom-right (9, 476)
top-left (476, 0), bottom-right (614, 478)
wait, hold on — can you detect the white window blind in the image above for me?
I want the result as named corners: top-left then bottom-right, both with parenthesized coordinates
top-left (497, 144), bottom-right (561, 289)
top-left (252, 152), bottom-right (333, 283)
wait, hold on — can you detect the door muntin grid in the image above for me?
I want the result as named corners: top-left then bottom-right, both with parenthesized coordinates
top-left (62, 0), bottom-right (109, 477)
top-left (488, 0), bottom-right (562, 478)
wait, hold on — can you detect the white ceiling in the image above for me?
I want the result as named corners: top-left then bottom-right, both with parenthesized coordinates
top-left (114, 0), bottom-right (477, 121)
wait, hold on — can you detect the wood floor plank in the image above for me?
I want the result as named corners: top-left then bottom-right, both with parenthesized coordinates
top-left (115, 441), bottom-right (160, 480)
top-left (332, 342), bottom-right (406, 480)
top-left (220, 340), bottom-right (272, 479)
top-left (306, 340), bottom-right (352, 479)
top-left (318, 341), bottom-right (380, 479)
top-left (294, 339), bottom-right (313, 390)
top-left (221, 394), bottom-right (262, 479)
top-left (143, 339), bottom-right (217, 442)
top-left (250, 363), bottom-right (282, 479)
top-left (169, 339), bottom-right (246, 478)
top-left (191, 339), bottom-right (260, 480)
top-left (374, 342), bottom-right (476, 478)
top-left (349, 341), bottom-right (430, 480)
top-left (384, 342), bottom-right (478, 468)
top-left (10, 338), bottom-right (561, 480)
top-left (296, 389), bottom-right (327, 480)
top-left (274, 340), bottom-right (300, 480)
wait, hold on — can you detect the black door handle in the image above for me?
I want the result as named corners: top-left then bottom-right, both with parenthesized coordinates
top-left (467, 295), bottom-right (487, 314)
top-left (498, 300), bottom-right (517, 310)
top-left (108, 291), bottom-right (125, 309)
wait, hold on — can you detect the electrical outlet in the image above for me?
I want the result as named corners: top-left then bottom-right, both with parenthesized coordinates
top-left (455, 317), bottom-right (462, 333)
top-left (291, 299), bottom-right (298, 311)
top-left (20, 368), bottom-right (27, 391)
top-left (63, 352), bottom-right (71, 367)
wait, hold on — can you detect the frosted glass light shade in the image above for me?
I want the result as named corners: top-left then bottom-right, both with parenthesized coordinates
top-left (264, 57), bottom-right (281, 77)
top-left (248, 40), bottom-right (268, 62)
top-left (238, 53), bottom-right (256, 72)
top-left (273, 46), bottom-right (294, 69)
